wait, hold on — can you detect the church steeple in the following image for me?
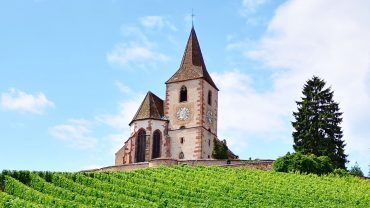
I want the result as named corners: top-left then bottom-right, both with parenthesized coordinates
top-left (166, 27), bottom-right (219, 90)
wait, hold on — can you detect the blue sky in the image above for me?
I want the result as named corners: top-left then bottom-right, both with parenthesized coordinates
top-left (1, 0), bottom-right (370, 174)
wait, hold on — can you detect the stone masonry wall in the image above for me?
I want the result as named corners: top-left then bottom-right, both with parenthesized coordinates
top-left (86, 159), bottom-right (274, 172)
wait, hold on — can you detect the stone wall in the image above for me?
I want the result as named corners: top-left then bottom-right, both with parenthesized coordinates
top-left (83, 162), bottom-right (149, 172)
top-left (84, 159), bottom-right (274, 172)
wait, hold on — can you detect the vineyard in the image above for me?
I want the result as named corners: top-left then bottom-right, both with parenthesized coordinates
top-left (1, 166), bottom-right (370, 207)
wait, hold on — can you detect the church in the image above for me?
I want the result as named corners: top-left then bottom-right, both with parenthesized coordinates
top-left (115, 27), bottom-right (237, 165)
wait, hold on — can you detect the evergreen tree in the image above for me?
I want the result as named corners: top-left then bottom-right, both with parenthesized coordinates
top-left (212, 138), bottom-right (228, 159)
top-left (292, 76), bottom-right (348, 169)
top-left (349, 162), bottom-right (364, 177)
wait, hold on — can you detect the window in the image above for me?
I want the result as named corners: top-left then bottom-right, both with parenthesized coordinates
top-left (207, 90), bottom-right (212, 105)
top-left (208, 139), bottom-right (211, 146)
top-left (152, 130), bottom-right (161, 159)
top-left (136, 130), bottom-right (146, 162)
top-left (179, 152), bottom-right (184, 159)
top-left (180, 86), bottom-right (187, 102)
top-left (180, 137), bottom-right (184, 144)
top-left (180, 126), bottom-right (185, 129)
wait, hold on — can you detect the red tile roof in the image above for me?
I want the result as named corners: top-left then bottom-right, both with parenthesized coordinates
top-left (166, 27), bottom-right (219, 90)
top-left (129, 91), bottom-right (164, 125)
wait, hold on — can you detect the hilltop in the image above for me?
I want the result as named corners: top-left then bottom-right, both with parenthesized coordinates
top-left (1, 166), bottom-right (370, 207)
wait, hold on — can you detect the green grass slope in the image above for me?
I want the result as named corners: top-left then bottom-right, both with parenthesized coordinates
top-left (1, 166), bottom-right (370, 207)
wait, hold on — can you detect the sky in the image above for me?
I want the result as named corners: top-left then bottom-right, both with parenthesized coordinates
top-left (1, 0), bottom-right (370, 174)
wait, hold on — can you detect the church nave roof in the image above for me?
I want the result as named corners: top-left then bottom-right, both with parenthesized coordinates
top-left (129, 91), bottom-right (164, 125)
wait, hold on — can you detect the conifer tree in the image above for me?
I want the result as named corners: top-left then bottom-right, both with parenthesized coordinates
top-left (292, 76), bottom-right (348, 169)
top-left (212, 138), bottom-right (228, 159)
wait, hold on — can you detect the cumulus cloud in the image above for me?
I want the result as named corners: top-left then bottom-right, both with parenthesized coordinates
top-left (140, 16), bottom-right (177, 31)
top-left (107, 43), bottom-right (168, 67)
top-left (97, 95), bottom-right (144, 130)
top-left (213, 71), bottom-right (289, 134)
top-left (107, 17), bottom-right (175, 69)
top-left (96, 94), bottom-right (145, 153)
top-left (227, 0), bottom-right (370, 167)
top-left (115, 81), bottom-right (133, 94)
top-left (242, 0), bottom-right (269, 13)
top-left (49, 119), bottom-right (98, 149)
top-left (1, 88), bottom-right (54, 114)
top-left (240, 0), bottom-right (270, 25)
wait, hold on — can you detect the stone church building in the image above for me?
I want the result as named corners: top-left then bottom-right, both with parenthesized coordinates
top-left (115, 27), bottom-right (237, 165)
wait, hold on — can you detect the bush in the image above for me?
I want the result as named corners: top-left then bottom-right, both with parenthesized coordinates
top-left (273, 152), bottom-right (334, 175)
top-left (332, 168), bottom-right (350, 177)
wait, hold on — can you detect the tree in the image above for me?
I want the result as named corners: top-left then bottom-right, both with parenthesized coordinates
top-left (349, 162), bottom-right (364, 177)
top-left (292, 76), bottom-right (348, 169)
top-left (212, 138), bottom-right (228, 159)
top-left (273, 152), bottom-right (333, 175)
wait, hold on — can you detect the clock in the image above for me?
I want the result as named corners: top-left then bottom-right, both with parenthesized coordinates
top-left (206, 110), bottom-right (213, 123)
top-left (176, 107), bottom-right (190, 121)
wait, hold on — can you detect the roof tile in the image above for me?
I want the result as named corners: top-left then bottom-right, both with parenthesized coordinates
top-left (130, 91), bottom-right (164, 124)
top-left (166, 27), bottom-right (218, 90)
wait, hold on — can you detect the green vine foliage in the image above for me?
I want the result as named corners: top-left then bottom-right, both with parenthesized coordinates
top-left (1, 166), bottom-right (370, 207)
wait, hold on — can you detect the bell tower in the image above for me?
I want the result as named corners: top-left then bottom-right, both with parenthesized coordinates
top-left (164, 26), bottom-right (219, 160)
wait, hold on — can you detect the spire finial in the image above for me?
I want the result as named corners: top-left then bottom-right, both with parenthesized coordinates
top-left (191, 8), bottom-right (195, 27)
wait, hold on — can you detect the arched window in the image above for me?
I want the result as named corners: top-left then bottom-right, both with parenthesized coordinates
top-left (208, 90), bottom-right (212, 105)
top-left (179, 152), bottom-right (184, 159)
top-left (136, 130), bottom-right (146, 162)
top-left (180, 86), bottom-right (187, 102)
top-left (152, 130), bottom-right (161, 159)
top-left (180, 137), bottom-right (184, 144)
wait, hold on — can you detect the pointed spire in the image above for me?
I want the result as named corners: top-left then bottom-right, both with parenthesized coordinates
top-left (166, 27), bottom-right (219, 90)
top-left (129, 91), bottom-right (164, 125)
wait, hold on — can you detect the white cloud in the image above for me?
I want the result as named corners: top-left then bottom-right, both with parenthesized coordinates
top-left (213, 71), bottom-right (289, 134)
top-left (50, 119), bottom-right (98, 149)
top-left (96, 94), bottom-right (145, 154)
top-left (1, 88), bottom-right (54, 114)
top-left (105, 133), bottom-right (128, 154)
top-left (228, 0), bottom-right (370, 168)
top-left (140, 16), bottom-right (177, 31)
top-left (107, 43), bottom-right (168, 66)
top-left (240, 0), bottom-right (270, 25)
top-left (107, 25), bottom-right (169, 69)
top-left (97, 95), bottom-right (144, 130)
top-left (115, 81), bottom-right (133, 94)
top-left (242, 0), bottom-right (269, 13)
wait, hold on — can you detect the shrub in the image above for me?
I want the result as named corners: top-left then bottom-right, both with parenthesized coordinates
top-left (332, 168), bottom-right (350, 177)
top-left (273, 152), bottom-right (334, 175)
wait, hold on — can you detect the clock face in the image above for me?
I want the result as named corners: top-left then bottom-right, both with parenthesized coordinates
top-left (176, 107), bottom-right (190, 121)
top-left (206, 110), bottom-right (213, 123)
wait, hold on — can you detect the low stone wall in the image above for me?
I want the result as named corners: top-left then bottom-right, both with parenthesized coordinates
top-left (82, 159), bottom-right (274, 172)
top-left (149, 158), bottom-right (179, 167)
top-left (82, 162), bottom-right (149, 172)
top-left (220, 161), bottom-right (273, 171)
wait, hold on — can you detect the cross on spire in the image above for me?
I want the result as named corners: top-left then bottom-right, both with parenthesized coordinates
top-left (191, 9), bottom-right (195, 27)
